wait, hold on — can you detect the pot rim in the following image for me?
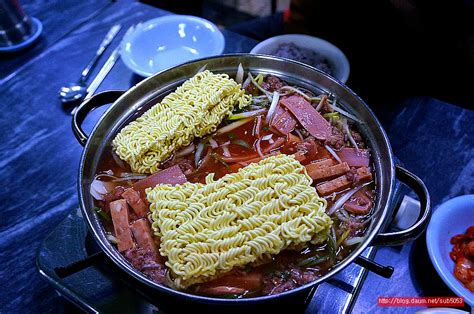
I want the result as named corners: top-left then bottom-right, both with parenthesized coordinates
top-left (77, 53), bottom-right (395, 304)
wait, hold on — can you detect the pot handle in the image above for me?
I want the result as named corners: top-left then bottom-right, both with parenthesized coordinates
top-left (371, 165), bottom-right (431, 246)
top-left (72, 90), bottom-right (125, 146)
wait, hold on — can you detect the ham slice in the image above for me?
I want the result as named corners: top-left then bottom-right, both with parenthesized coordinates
top-left (343, 189), bottom-right (373, 215)
top-left (307, 158), bottom-right (335, 169)
top-left (196, 271), bottom-right (263, 295)
top-left (109, 199), bottom-right (135, 252)
top-left (270, 102), bottom-right (297, 135)
top-left (130, 219), bottom-right (158, 255)
top-left (337, 148), bottom-right (370, 167)
top-left (121, 188), bottom-right (148, 217)
top-left (316, 175), bottom-right (352, 196)
top-left (133, 165), bottom-right (187, 197)
top-left (306, 162), bottom-right (350, 181)
top-left (280, 95), bottom-right (332, 140)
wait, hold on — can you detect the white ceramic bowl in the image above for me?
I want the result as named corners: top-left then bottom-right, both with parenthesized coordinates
top-left (250, 34), bottom-right (350, 83)
top-left (426, 194), bottom-right (474, 306)
top-left (121, 15), bottom-right (225, 77)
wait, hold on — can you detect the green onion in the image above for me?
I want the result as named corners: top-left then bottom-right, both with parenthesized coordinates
top-left (211, 152), bottom-right (230, 170)
top-left (337, 229), bottom-right (351, 247)
top-left (228, 108), bottom-right (266, 121)
top-left (227, 132), bottom-right (236, 139)
top-left (327, 231), bottom-right (337, 262)
top-left (93, 207), bottom-right (111, 221)
top-left (323, 112), bottom-right (340, 119)
top-left (262, 126), bottom-right (269, 131)
top-left (297, 255), bottom-right (330, 267)
top-left (255, 73), bottom-right (264, 85)
top-left (232, 139), bottom-right (251, 149)
top-left (221, 293), bottom-right (243, 299)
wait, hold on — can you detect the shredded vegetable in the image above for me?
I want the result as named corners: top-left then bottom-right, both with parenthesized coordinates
top-left (265, 91), bottom-right (280, 122)
top-left (324, 144), bottom-right (342, 163)
top-left (323, 112), bottom-right (340, 119)
top-left (175, 144), bottom-right (195, 157)
top-left (327, 182), bottom-right (372, 215)
top-left (297, 255), bottom-right (329, 267)
top-left (337, 229), bottom-right (351, 246)
top-left (211, 152), bottom-right (230, 169)
top-left (327, 104), bottom-right (364, 124)
top-left (209, 138), bottom-right (218, 149)
top-left (344, 236), bottom-right (365, 246)
top-left (255, 138), bottom-right (264, 158)
top-left (248, 73), bottom-right (272, 98)
top-left (229, 108), bottom-right (266, 121)
top-left (315, 94), bottom-right (328, 111)
top-left (194, 143), bottom-right (205, 167)
top-left (232, 139), bottom-right (251, 149)
top-left (294, 129), bottom-right (304, 142)
top-left (279, 86), bottom-right (313, 101)
top-left (222, 145), bottom-right (231, 157)
top-left (216, 117), bottom-right (253, 135)
top-left (236, 63), bottom-right (244, 84)
top-left (196, 64), bottom-right (207, 74)
top-left (90, 179), bottom-right (113, 200)
top-left (342, 118), bottom-right (359, 151)
top-left (94, 207), bottom-right (111, 221)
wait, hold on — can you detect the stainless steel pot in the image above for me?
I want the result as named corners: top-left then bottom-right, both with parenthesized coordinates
top-left (72, 54), bottom-right (430, 310)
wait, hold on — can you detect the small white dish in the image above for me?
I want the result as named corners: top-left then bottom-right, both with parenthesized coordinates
top-left (426, 194), bottom-right (474, 307)
top-left (121, 15), bottom-right (225, 77)
top-left (250, 34), bottom-right (350, 83)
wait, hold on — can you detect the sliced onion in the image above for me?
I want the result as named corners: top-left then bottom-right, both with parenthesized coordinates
top-left (196, 63), bottom-right (207, 74)
top-left (294, 129), bottom-right (304, 142)
top-left (262, 134), bottom-right (273, 141)
top-left (112, 151), bottom-right (127, 169)
top-left (336, 212), bottom-right (350, 223)
top-left (327, 182), bottom-right (372, 215)
top-left (279, 86), bottom-right (312, 101)
top-left (254, 115), bottom-right (262, 137)
top-left (106, 234), bottom-right (118, 244)
top-left (112, 174), bottom-right (148, 182)
top-left (315, 94), bottom-right (328, 111)
top-left (344, 236), bottom-right (365, 246)
top-left (327, 104), bottom-right (364, 124)
top-left (209, 138), bottom-right (218, 148)
top-left (236, 63), bottom-right (244, 84)
top-left (255, 138), bottom-right (264, 158)
top-left (94, 173), bottom-right (117, 181)
top-left (216, 117), bottom-right (253, 135)
top-left (222, 141), bottom-right (231, 146)
top-left (175, 144), bottom-right (195, 157)
top-left (222, 145), bottom-right (231, 157)
top-left (265, 91), bottom-right (280, 123)
top-left (165, 271), bottom-right (179, 290)
top-left (228, 108), bottom-right (266, 121)
top-left (268, 138), bottom-right (274, 144)
top-left (242, 76), bottom-right (251, 89)
top-left (248, 73), bottom-right (272, 98)
top-left (90, 179), bottom-right (114, 201)
top-left (324, 144), bottom-right (342, 164)
top-left (194, 143), bottom-right (205, 167)
top-left (342, 118), bottom-right (359, 151)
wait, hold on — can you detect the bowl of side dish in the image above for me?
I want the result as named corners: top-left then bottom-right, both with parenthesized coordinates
top-left (426, 194), bottom-right (474, 306)
top-left (121, 15), bottom-right (225, 77)
top-left (250, 34), bottom-right (350, 83)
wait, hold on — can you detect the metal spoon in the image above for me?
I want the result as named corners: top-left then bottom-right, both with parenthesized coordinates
top-left (59, 24), bottom-right (121, 104)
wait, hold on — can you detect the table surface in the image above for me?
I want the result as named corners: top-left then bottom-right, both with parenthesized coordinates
top-left (1, 1), bottom-right (473, 313)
